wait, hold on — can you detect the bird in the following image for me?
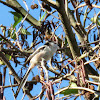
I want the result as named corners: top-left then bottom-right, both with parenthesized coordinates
top-left (15, 40), bottom-right (58, 97)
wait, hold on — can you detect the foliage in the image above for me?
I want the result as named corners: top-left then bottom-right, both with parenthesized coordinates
top-left (0, 0), bottom-right (100, 100)
top-left (9, 11), bottom-right (23, 28)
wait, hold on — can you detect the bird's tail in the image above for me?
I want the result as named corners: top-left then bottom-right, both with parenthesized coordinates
top-left (15, 66), bottom-right (32, 98)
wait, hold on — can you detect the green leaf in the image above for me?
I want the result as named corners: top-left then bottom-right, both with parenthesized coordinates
top-left (8, 29), bottom-right (16, 40)
top-left (60, 82), bottom-right (78, 95)
top-left (65, 38), bottom-right (68, 45)
top-left (91, 16), bottom-right (100, 26)
top-left (70, 82), bottom-right (77, 87)
top-left (60, 88), bottom-right (78, 95)
top-left (1, 26), bottom-right (6, 35)
top-left (0, 54), bottom-right (12, 65)
top-left (0, 37), bottom-right (4, 41)
top-left (0, 60), bottom-right (4, 65)
top-left (11, 30), bottom-right (16, 40)
top-left (10, 11), bottom-right (22, 28)
top-left (6, 54), bottom-right (12, 60)
top-left (20, 28), bottom-right (31, 35)
top-left (39, 11), bottom-right (47, 21)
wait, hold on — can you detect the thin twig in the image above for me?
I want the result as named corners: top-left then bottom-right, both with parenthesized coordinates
top-left (15, 11), bottom-right (29, 51)
top-left (21, 93), bottom-right (26, 100)
top-left (0, 34), bottom-right (28, 56)
top-left (40, 0), bottom-right (58, 9)
top-left (88, 75), bottom-right (99, 81)
top-left (9, 75), bottom-right (16, 100)
top-left (79, 44), bottom-right (99, 60)
top-left (84, 57), bottom-right (100, 65)
top-left (55, 86), bottom-right (100, 97)
top-left (76, 4), bottom-right (100, 10)
top-left (0, 84), bottom-right (19, 88)
top-left (32, 87), bottom-right (45, 99)
top-left (22, 0), bottom-right (29, 11)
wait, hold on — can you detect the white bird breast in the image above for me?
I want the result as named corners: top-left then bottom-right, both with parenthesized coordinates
top-left (30, 42), bottom-right (58, 65)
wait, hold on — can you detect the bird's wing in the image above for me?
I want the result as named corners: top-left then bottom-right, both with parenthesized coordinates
top-left (25, 45), bottom-right (46, 64)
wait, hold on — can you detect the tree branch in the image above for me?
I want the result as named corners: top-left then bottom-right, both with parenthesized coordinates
top-left (0, 34), bottom-right (28, 56)
top-left (0, 0), bottom-right (41, 28)
top-left (0, 51), bottom-right (33, 99)
top-left (40, 0), bottom-right (59, 9)
top-left (56, 0), bottom-right (80, 59)
top-left (0, 51), bottom-right (21, 83)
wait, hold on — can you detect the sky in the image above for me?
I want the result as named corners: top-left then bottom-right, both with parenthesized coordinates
top-left (0, 0), bottom-right (100, 100)
top-left (0, 1), bottom-right (40, 100)
top-left (0, 0), bottom-right (62, 100)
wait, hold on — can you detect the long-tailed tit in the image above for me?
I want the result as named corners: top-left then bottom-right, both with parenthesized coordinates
top-left (15, 41), bottom-right (58, 96)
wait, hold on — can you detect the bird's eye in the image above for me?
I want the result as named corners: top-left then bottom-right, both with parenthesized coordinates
top-left (45, 42), bottom-right (50, 46)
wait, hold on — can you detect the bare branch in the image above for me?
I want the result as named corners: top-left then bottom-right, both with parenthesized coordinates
top-left (40, 0), bottom-right (59, 9)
